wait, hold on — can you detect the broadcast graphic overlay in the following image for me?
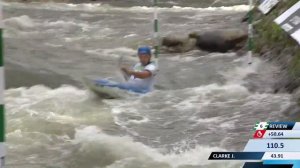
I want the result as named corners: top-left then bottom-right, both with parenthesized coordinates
top-left (209, 122), bottom-right (300, 168)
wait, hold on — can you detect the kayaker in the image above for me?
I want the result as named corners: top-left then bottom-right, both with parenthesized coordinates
top-left (95, 46), bottom-right (158, 93)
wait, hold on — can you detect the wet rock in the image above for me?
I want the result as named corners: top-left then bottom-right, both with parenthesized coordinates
top-left (161, 36), bottom-right (197, 53)
top-left (190, 29), bottom-right (248, 53)
top-left (161, 29), bottom-right (247, 53)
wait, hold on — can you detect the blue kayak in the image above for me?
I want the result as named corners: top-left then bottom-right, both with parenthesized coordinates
top-left (83, 78), bottom-right (145, 99)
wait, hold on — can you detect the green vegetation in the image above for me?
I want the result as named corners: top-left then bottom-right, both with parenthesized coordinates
top-left (252, 0), bottom-right (300, 112)
top-left (254, 0), bottom-right (300, 82)
top-left (254, 0), bottom-right (299, 54)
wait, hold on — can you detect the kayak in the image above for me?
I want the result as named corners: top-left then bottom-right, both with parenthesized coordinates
top-left (83, 78), bottom-right (139, 99)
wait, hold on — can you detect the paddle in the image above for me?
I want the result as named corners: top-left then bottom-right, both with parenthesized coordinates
top-left (118, 55), bottom-right (130, 81)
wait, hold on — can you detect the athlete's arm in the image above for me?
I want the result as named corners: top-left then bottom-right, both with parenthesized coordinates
top-left (121, 67), bottom-right (151, 79)
top-left (129, 70), bottom-right (152, 79)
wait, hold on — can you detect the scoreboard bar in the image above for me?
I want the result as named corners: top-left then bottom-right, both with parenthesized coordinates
top-left (244, 139), bottom-right (300, 152)
top-left (254, 130), bottom-right (300, 139)
top-left (262, 152), bottom-right (300, 160)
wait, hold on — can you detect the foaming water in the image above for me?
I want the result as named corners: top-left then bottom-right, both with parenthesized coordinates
top-left (6, 85), bottom-right (241, 168)
top-left (60, 126), bottom-right (234, 168)
top-left (4, 1), bottom-right (296, 168)
top-left (6, 85), bottom-right (121, 167)
top-left (106, 82), bottom-right (292, 150)
top-left (6, 49), bottom-right (295, 167)
top-left (7, 84), bottom-right (116, 120)
top-left (3, 2), bottom-right (249, 13)
top-left (4, 15), bottom-right (36, 29)
top-left (86, 47), bottom-right (137, 59)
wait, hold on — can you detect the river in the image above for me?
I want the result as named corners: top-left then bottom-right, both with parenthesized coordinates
top-left (3, 1), bottom-right (297, 168)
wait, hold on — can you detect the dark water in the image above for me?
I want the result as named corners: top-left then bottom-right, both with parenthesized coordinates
top-left (3, 1), bottom-right (297, 168)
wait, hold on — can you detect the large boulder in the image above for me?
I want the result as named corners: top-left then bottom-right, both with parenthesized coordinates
top-left (190, 29), bottom-right (248, 53)
top-left (161, 29), bottom-right (248, 53)
top-left (161, 35), bottom-right (197, 53)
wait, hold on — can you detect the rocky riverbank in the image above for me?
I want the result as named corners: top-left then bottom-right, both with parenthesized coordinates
top-left (252, 0), bottom-right (300, 117)
top-left (159, 0), bottom-right (300, 118)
